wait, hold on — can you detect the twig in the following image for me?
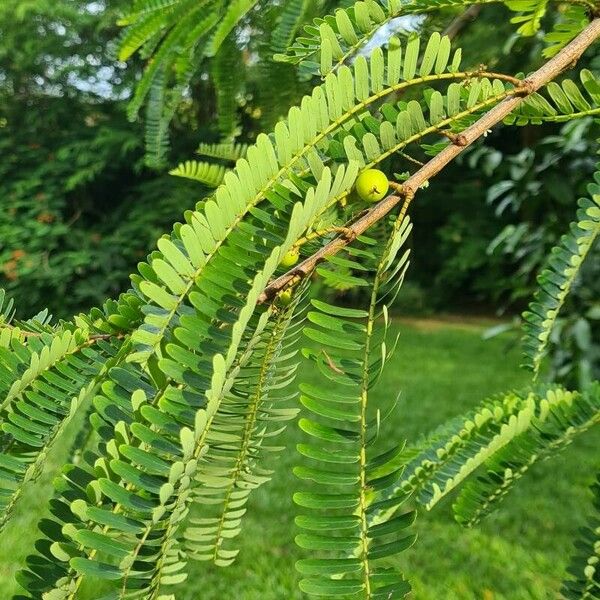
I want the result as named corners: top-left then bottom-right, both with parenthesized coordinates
top-left (258, 19), bottom-right (600, 303)
top-left (295, 226), bottom-right (357, 247)
top-left (88, 333), bottom-right (127, 343)
top-left (0, 323), bottom-right (126, 344)
top-left (398, 151), bottom-right (425, 167)
top-left (443, 5), bottom-right (483, 40)
top-left (322, 350), bottom-right (344, 375)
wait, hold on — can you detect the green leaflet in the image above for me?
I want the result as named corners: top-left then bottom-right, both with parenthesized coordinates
top-left (296, 214), bottom-right (415, 598)
top-left (133, 126), bottom-right (366, 363)
top-left (0, 288), bottom-right (16, 325)
top-left (453, 383), bottom-right (600, 527)
top-left (100, 290), bottom-right (145, 333)
top-left (521, 164), bottom-right (600, 376)
top-left (170, 160), bottom-right (228, 187)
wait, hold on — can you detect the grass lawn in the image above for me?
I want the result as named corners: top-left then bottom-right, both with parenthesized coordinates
top-left (0, 318), bottom-right (597, 599)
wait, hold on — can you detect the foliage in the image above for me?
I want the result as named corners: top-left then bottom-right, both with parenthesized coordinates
top-left (481, 128), bottom-right (600, 389)
top-left (0, 325), bottom-right (123, 533)
top-left (295, 217), bottom-right (413, 597)
top-left (0, 0), bottom-right (206, 318)
top-left (276, 0), bottom-right (598, 75)
top-left (2, 323), bottom-right (568, 599)
top-left (118, 0), bottom-right (316, 165)
top-left (0, 1), bottom-right (599, 599)
top-left (121, 0), bottom-right (600, 165)
top-left (0, 108), bottom-right (201, 317)
top-left (170, 143), bottom-right (250, 186)
top-left (453, 382), bottom-right (600, 526)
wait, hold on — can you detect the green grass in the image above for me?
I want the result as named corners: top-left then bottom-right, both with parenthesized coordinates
top-left (1, 319), bottom-right (597, 599)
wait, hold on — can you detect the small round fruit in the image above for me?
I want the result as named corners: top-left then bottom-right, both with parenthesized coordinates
top-left (355, 169), bottom-right (389, 202)
top-left (280, 248), bottom-right (300, 268)
top-left (278, 290), bottom-right (293, 306)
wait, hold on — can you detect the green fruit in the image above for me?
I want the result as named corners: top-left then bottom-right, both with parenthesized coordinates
top-left (280, 248), bottom-right (300, 268)
top-left (355, 169), bottom-right (389, 202)
top-left (278, 290), bottom-right (293, 306)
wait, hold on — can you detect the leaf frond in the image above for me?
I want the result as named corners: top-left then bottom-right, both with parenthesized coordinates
top-left (296, 213), bottom-right (414, 598)
top-left (170, 160), bottom-right (228, 187)
top-left (276, 0), bottom-right (593, 77)
top-left (521, 163), bottom-right (600, 376)
top-left (211, 35), bottom-right (244, 137)
top-left (18, 166), bottom-right (357, 598)
top-left (206, 0), bottom-right (261, 56)
top-left (0, 326), bottom-right (125, 533)
top-left (270, 0), bottom-right (308, 55)
top-left (394, 388), bottom-right (535, 509)
top-left (453, 383), bottom-right (600, 526)
top-left (196, 142), bottom-right (249, 161)
top-left (184, 289), bottom-right (306, 565)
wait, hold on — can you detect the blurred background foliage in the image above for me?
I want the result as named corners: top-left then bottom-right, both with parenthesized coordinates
top-left (0, 0), bottom-right (598, 385)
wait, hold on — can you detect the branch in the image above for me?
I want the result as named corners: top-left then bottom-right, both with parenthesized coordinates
top-left (443, 5), bottom-right (483, 39)
top-left (259, 18), bottom-right (600, 303)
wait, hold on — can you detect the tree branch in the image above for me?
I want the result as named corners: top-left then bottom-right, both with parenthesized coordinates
top-left (443, 5), bottom-right (483, 39)
top-left (259, 18), bottom-right (600, 304)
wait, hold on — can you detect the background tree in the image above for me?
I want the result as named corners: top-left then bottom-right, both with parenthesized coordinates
top-left (0, 0), bottom-right (203, 317)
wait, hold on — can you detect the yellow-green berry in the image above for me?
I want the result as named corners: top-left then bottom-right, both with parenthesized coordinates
top-left (355, 169), bottom-right (389, 202)
top-left (280, 248), bottom-right (300, 268)
top-left (278, 290), bottom-right (293, 306)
